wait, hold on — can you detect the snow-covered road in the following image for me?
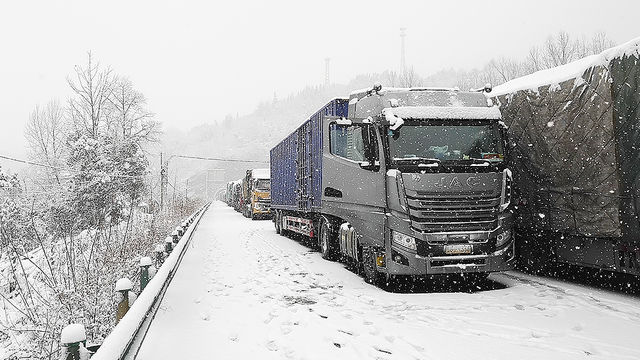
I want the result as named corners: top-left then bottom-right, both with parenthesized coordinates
top-left (136, 202), bottom-right (640, 360)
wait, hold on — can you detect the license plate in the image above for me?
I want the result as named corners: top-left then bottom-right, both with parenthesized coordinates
top-left (444, 244), bottom-right (472, 255)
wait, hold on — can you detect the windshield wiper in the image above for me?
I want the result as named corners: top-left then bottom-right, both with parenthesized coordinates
top-left (467, 158), bottom-right (491, 166)
top-left (394, 157), bottom-right (441, 167)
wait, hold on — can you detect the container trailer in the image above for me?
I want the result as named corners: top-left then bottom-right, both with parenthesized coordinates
top-left (270, 86), bottom-right (515, 285)
top-left (232, 179), bottom-right (243, 212)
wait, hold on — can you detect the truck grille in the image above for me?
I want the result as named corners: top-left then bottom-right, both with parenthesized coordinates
top-left (407, 193), bottom-right (500, 233)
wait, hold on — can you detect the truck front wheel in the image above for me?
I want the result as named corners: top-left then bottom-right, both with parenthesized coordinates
top-left (362, 247), bottom-right (386, 287)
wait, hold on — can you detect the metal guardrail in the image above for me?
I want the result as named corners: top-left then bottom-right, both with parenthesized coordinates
top-left (90, 203), bottom-right (211, 360)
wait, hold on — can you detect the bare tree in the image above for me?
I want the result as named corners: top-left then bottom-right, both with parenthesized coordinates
top-left (399, 67), bottom-right (420, 87)
top-left (575, 34), bottom-right (591, 59)
top-left (67, 52), bottom-right (116, 138)
top-left (525, 46), bottom-right (544, 73)
top-left (383, 70), bottom-right (400, 87)
top-left (591, 31), bottom-right (616, 53)
top-left (543, 31), bottom-right (578, 67)
top-left (489, 57), bottom-right (525, 83)
top-left (24, 100), bottom-right (66, 185)
top-left (107, 77), bottom-right (159, 144)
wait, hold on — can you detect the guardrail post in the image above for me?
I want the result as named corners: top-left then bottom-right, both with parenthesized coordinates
top-left (115, 278), bottom-right (133, 324)
top-left (171, 229), bottom-right (180, 243)
top-left (165, 236), bottom-right (174, 254)
top-left (139, 257), bottom-right (152, 291)
top-left (155, 244), bottom-right (165, 266)
top-left (60, 323), bottom-right (86, 360)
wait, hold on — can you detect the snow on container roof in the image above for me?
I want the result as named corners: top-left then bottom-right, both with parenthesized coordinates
top-left (387, 106), bottom-right (501, 120)
top-left (493, 36), bottom-right (640, 96)
top-left (61, 323), bottom-right (86, 344)
top-left (349, 86), bottom-right (459, 97)
top-left (251, 168), bottom-right (270, 179)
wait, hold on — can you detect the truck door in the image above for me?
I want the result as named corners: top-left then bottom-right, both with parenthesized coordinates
top-left (323, 120), bottom-right (386, 247)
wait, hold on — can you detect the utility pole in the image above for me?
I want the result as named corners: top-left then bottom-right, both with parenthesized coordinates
top-left (160, 152), bottom-right (167, 211)
top-left (324, 58), bottom-right (331, 87)
top-left (172, 173), bottom-right (177, 215)
top-left (400, 27), bottom-right (407, 76)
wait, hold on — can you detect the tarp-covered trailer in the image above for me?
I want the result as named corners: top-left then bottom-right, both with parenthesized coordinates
top-left (270, 98), bottom-right (349, 213)
top-left (492, 37), bottom-right (640, 276)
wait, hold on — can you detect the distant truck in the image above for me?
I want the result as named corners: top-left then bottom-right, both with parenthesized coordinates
top-left (225, 181), bottom-right (235, 205)
top-left (270, 85), bottom-right (515, 285)
top-left (492, 37), bottom-right (640, 277)
top-left (242, 169), bottom-right (272, 219)
top-left (232, 179), bottom-right (243, 212)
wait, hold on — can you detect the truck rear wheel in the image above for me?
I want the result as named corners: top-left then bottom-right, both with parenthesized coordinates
top-left (318, 220), bottom-right (335, 260)
top-left (274, 211), bottom-right (282, 234)
top-left (362, 247), bottom-right (386, 287)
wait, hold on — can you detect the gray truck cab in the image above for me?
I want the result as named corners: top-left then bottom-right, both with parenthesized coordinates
top-left (321, 85), bottom-right (515, 283)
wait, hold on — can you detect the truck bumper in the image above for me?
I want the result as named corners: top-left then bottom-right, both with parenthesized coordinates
top-left (385, 241), bottom-right (516, 276)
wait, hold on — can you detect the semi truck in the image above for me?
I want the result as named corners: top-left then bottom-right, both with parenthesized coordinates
top-left (225, 181), bottom-right (235, 206)
top-left (241, 168), bottom-right (272, 219)
top-left (492, 37), bottom-right (640, 277)
top-left (232, 179), bottom-right (243, 213)
top-left (270, 85), bottom-right (515, 285)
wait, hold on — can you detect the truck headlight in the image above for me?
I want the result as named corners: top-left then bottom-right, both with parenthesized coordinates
top-left (500, 168), bottom-right (512, 212)
top-left (392, 231), bottom-right (417, 251)
top-left (496, 229), bottom-right (512, 248)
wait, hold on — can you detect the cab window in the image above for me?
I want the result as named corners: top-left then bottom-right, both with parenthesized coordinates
top-left (329, 123), bottom-right (378, 163)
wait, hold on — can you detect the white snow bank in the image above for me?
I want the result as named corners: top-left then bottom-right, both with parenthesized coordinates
top-left (493, 36), bottom-right (640, 96)
top-left (139, 257), bottom-right (152, 267)
top-left (251, 168), bottom-right (270, 179)
top-left (61, 324), bottom-right (86, 344)
top-left (115, 278), bottom-right (133, 292)
top-left (91, 206), bottom-right (208, 360)
top-left (385, 106), bottom-right (501, 120)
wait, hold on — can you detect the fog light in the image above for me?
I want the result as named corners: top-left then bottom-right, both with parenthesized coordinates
top-left (391, 249), bottom-right (409, 266)
top-left (376, 255), bottom-right (385, 267)
top-left (496, 229), bottom-right (512, 248)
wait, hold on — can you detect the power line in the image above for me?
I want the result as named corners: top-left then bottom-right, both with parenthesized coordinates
top-left (175, 155), bottom-right (268, 164)
top-left (0, 154), bottom-right (147, 179)
top-left (0, 155), bottom-right (65, 171)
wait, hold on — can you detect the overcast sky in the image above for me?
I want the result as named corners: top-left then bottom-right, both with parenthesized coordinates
top-left (1, 0), bottom-right (639, 170)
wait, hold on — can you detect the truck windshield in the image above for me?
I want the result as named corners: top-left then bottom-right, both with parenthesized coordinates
top-left (255, 179), bottom-right (271, 191)
top-left (388, 120), bottom-right (504, 163)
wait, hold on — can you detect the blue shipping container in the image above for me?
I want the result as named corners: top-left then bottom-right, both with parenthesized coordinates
top-left (270, 98), bottom-right (349, 212)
